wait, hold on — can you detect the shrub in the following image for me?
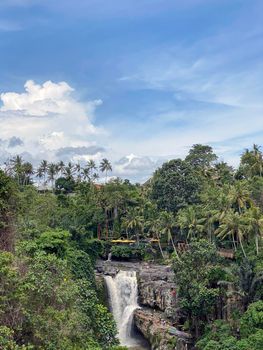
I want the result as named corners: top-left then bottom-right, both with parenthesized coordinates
top-left (110, 245), bottom-right (144, 260)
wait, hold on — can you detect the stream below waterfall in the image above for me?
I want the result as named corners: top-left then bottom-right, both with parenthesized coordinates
top-left (104, 270), bottom-right (150, 350)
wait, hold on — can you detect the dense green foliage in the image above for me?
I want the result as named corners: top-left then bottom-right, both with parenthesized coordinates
top-left (173, 240), bottom-right (226, 336)
top-left (196, 301), bottom-right (263, 350)
top-left (1, 144), bottom-right (263, 349)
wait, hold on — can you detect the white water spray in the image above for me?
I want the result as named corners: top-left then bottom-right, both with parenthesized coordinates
top-left (104, 270), bottom-right (141, 347)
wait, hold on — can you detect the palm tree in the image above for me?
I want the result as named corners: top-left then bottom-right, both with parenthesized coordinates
top-left (240, 144), bottom-right (263, 178)
top-left (159, 211), bottom-right (180, 260)
top-left (40, 160), bottom-right (48, 185)
top-left (48, 163), bottom-right (57, 190)
top-left (36, 166), bottom-right (44, 188)
top-left (215, 190), bottom-right (232, 221)
top-left (177, 206), bottom-right (204, 241)
top-left (201, 209), bottom-right (218, 242)
top-left (74, 163), bottom-right (82, 182)
top-left (56, 161), bottom-right (65, 177)
top-left (125, 208), bottom-right (144, 244)
top-left (10, 155), bottom-right (23, 184)
top-left (81, 167), bottom-right (91, 182)
top-left (244, 206), bottom-right (263, 255)
top-left (100, 158), bottom-right (112, 183)
top-left (251, 144), bottom-right (263, 177)
top-left (22, 161), bottom-right (34, 185)
top-left (63, 162), bottom-right (75, 179)
top-left (87, 160), bottom-right (97, 179)
top-left (228, 182), bottom-right (253, 214)
top-left (216, 210), bottom-right (247, 257)
top-left (147, 218), bottom-right (165, 259)
top-left (92, 172), bottom-right (100, 182)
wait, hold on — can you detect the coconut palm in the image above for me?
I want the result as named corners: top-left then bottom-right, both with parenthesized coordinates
top-left (22, 161), bottom-right (34, 185)
top-left (216, 210), bottom-right (247, 257)
top-left (100, 158), bottom-right (112, 183)
top-left (177, 206), bottom-right (204, 241)
top-left (36, 166), bottom-right (44, 188)
top-left (87, 160), bottom-right (97, 178)
top-left (125, 208), bottom-right (144, 244)
top-left (81, 167), bottom-right (91, 182)
top-left (159, 211), bottom-right (180, 259)
top-left (10, 155), bottom-right (23, 184)
top-left (92, 173), bottom-right (100, 182)
top-left (48, 163), bottom-right (57, 190)
top-left (215, 190), bottom-right (232, 221)
top-left (251, 144), bottom-right (263, 177)
top-left (244, 206), bottom-right (263, 255)
top-left (40, 160), bottom-right (48, 184)
top-left (241, 144), bottom-right (263, 178)
top-left (56, 161), bottom-right (65, 177)
top-left (147, 218), bottom-right (165, 259)
top-left (63, 162), bottom-right (75, 179)
top-left (228, 182), bottom-right (253, 214)
top-left (74, 163), bottom-right (82, 182)
top-left (201, 209), bottom-right (218, 242)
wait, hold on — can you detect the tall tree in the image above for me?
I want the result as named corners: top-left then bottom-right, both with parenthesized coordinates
top-left (228, 181), bottom-right (253, 214)
top-left (159, 211), bottom-right (181, 259)
top-left (125, 208), bottom-right (143, 244)
top-left (177, 206), bottom-right (204, 241)
top-left (48, 163), bottom-right (57, 189)
top-left (100, 159), bottom-right (112, 183)
top-left (56, 161), bottom-right (65, 177)
top-left (151, 159), bottom-right (203, 212)
top-left (22, 161), bottom-right (34, 185)
top-left (147, 217), bottom-right (165, 259)
top-left (240, 144), bottom-right (263, 178)
top-left (244, 206), bottom-right (263, 255)
top-left (10, 155), bottom-right (23, 184)
top-left (40, 160), bottom-right (48, 185)
top-left (185, 144), bottom-right (218, 169)
top-left (216, 210), bottom-right (247, 257)
top-left (87, 160), bottom-right (97, 179)
top-left (63, 162), bottom-right (75, 180)
top-left (74, 163), bottom-right (82, 182)
top-left (36, 166), bottom-right (43, 188)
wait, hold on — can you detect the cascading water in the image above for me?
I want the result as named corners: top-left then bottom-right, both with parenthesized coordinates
top-left (105, 270), bottom-right (147, 348)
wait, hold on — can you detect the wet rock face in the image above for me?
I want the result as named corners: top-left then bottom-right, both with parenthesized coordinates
top-left (134, 309), bottom-right (175, 350)
top-left (137, 265), bottom-right (177, 318)
top-left (134, 309), bottom-right (193, 350)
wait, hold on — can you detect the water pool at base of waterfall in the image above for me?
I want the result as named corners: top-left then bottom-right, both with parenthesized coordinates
top-left (126, 328), bottom-right (150, 350)
top-left (104, 270), bottom-right (150, 350)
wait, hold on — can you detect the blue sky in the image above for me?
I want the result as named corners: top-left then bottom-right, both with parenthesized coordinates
top-left (0, 0), bottom-right (263, 181)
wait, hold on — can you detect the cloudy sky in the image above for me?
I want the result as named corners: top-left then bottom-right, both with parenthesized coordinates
top-left (0, 0), bottom-right (263, 182)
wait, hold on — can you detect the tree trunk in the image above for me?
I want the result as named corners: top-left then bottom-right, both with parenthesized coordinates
top-left (255, 233), bottom-right (259, 255)
top-left (156, 233), bottom-right (165, 259)
top-left (239, 237), bottom-right (247, 258)
top-left (171, 237), bottom-right (181, 261)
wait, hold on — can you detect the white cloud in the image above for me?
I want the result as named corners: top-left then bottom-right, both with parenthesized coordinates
top-left (113, 153), bottom-right (164, 182)
top-left (0, 80), bottom-right (104, 162)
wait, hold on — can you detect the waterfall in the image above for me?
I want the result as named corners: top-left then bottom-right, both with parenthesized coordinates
top-left (104, 270), bottom-right (141, 347)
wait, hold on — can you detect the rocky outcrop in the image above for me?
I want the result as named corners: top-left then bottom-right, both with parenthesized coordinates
top-left (137, 264), bottom-right (177, 318)
top-left (134, 309), bottom-right (194, 350)
top-left (96, 261), bottom-right (177, 317)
